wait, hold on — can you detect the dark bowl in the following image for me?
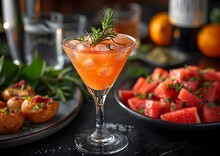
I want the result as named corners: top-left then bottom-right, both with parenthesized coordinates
top-left (114, 79), bottom-right (220, 131)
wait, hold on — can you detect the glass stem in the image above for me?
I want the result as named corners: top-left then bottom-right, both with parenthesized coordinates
top-left (89, 88), bottom-right (112, 143)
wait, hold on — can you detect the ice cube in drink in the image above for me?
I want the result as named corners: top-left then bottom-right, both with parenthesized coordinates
top-left (97, 63), bottom-right (113, 76)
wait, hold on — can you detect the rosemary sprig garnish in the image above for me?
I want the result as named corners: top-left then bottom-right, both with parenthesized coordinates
top-left (78, 8), bottom-right (117, 45)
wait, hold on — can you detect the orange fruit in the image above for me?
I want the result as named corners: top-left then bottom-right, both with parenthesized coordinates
top-left (197, 24), bottom-right (220, 58)
top-left (149, 12), bottom-right (172, 46)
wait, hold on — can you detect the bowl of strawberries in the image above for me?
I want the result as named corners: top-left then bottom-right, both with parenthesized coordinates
top-left (115, 65), bottom-right (220, 131)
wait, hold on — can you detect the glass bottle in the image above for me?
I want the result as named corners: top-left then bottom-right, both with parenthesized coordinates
top-left (168, 0), bottom-right (208, 52)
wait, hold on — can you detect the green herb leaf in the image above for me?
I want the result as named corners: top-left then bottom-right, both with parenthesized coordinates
top-left (137, 109), bottom-right (145, 114)
top-left (78, 8), bottom-right (117, 45)
top-left (170, 104), bottom-right (177, 111)
top-left (210, 7), bottom-right (220, 24)
top-left (123, 66), bottom-right (149, 79)
top-left (135, 92), bottom-right (146, 99)
top-left (147, 92), bottom-right (154, 99)
top-left (204, 81), bottom-right (211, 88)
top-left (0, 56), bottom-right (21, 89)
top-left (21, 53), bottom-right (46, 81)
top-left (208, 102), bottom-right (215, 109)
top-left (0, 55), bottom-right (91, 102)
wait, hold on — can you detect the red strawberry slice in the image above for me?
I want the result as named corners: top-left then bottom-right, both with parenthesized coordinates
top-left (169, 67), bottom-right (199, 82)
top-left (200, 68), bottom-right (220, 83)
top-left (132, 77), bottom-right (146, 92)
top-left (144, 100), bottom-right (162, 119)
top-left (181, 81), bottom-right (199, 92)
top-left (151, 68), bottom-right (169, 81)
top-left (170, 99), bottom-right (183, 112)
top-left (127, 97), bottom-right (146, 113)
top-left (118, 90), bottom-right (134, 104)
top-left (160, 107), bottom-right (201, 124)
top-left (178, 88), bottom-right (202, 110)
top-left (154, 79), bottom-right (179, 100)
top-left (200, 81), bottom-right (218, 102)
top-left (159, 100), bottom-right (170, 114)
top-left (139, 81), bottom-right (159, 95)
top-left (201, 103), bottom-right (220, 123)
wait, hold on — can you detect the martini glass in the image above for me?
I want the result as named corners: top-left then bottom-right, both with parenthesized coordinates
top-left (62, 33), bottom-right (136, 154)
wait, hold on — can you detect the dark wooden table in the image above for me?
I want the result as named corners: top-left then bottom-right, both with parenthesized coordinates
top-left (1, 51), bottom-right (220, 156)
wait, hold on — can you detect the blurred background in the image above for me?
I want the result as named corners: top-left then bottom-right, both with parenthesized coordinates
top-left (0, 0), bottom-right (220, 61)
top-left (11, 0), bottom-right (219, 24)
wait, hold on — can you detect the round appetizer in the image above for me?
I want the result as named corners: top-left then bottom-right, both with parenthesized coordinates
top-left (7, 96), bottom-right (24, 110)
top-left (0, 80), bottom-right (60, 133)
top-left (21, 95), bottom-right (59, 123)
top-left (0, 107), bottom-right (25, 133)
top-left (2, 80), bottom-right (35, 102)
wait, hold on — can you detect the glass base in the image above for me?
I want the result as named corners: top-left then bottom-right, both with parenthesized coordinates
top-left (75, 129), bottom-right (128, 155)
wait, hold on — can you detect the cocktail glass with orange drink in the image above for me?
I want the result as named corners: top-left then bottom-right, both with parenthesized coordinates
top-left (61, 9), bottom-right (136, 154)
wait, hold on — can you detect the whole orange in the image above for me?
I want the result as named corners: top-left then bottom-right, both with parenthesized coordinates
top-left (149, 12), bottom-right (172, 46)
top-left (197, 24), bottom-right (220, 58)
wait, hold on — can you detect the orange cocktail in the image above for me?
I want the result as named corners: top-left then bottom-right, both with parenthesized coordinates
top-left (62, 34), bottom-right (135, 90)
top-left (62, 8), bottom-right (136, 155)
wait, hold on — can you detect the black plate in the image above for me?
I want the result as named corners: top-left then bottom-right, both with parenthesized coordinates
top-left (114, 79), bottom-right (220, 131)
top-left (0, 88), bottom-right (83, 148)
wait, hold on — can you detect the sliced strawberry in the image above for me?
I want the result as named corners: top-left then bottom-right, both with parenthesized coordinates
top-left (118, 90), bottom-right (135, 104)
top-left (170, 99), bottom-right (183, 112)
top-left (181, 81), bottom-right (199, 92)
top-left (127, 97), bottom-right (146, 113)
top-left (170, 67), bottom-right (199, 82)
top-left (200, 81), bottom-right (218, 102)
top-left (139, 80), bottom-right (159, 95)
top-left (144, 100), bottom-right (162, 119)
top-left (201, 103), bottom-right (220, 123)
top-left (200, 68), bottom-right (220, 83)
top-left (178, 88), bottom-right (202, 110)
top-left (160, 107), bottom-right (201, 124)
top-left (132, 77), bottom-right (146, 92)
top-left (153, 79), bottom-right (179, 100)
top-left (159, 100), bottom-right (170, 114)
top-left (151, 68), bottom-right (169, 81)
top-left (187, 65), bottom-right (200, 71)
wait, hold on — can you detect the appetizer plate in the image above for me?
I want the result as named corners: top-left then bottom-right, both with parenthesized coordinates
top-left (0, 88), bottom-right (83, 148)
top-left (114, 80), bottom-right (220, 131)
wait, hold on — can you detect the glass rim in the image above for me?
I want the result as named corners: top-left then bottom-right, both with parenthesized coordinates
top-left (61, 33), bottom-right (137, 53)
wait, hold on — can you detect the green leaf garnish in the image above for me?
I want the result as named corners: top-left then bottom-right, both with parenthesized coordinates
top-left (208, 102), bottom-right (215, 109)
top-left (146, 92), bottom-right (154, 99)
top-left (137, 109), bottom-right (145, 114)
top-left (0, 55), bottom-right (91, 102)
top-left (77, 8), bottom-right (117, 45)
top-left (135, 92), bottom-right (146, 99)
top-left (210, 7), bottom-right (220, 24)
top-left (170, 104), bottom-right (177, 111)
top-left (204, 81), bottom-right (211, 88)
top-left (123, 66), bottom-right (149, 79)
